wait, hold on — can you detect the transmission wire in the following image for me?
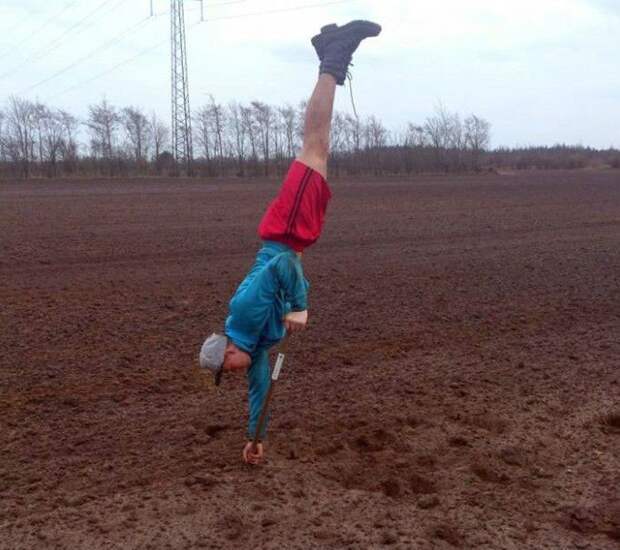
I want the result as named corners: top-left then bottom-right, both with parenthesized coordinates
top-left (0, 0), bottom-right (80, 61)
top-left (18, 15), bottom-right (155, 96)
top-left (0, 0), bottom-right (129, 80)
top-left (47, 0), bottom-right (362, 99)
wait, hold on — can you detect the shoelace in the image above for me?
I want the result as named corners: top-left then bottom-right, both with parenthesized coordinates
top-left (347, 68), bottom-right (359, 121)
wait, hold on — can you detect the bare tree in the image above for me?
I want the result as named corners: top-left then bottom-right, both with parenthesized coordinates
top-left (193, 97), bottom-right (226, 174)
top-left (208, 95), bottom-right (225, 170)
top-left (33, 102), bottom-right (48, 165)
top-left (0, 108), bottom-right (5, 161)
top-left (241, 104), bottom-right (258, 165)
top-left (424, 103), bottom-right (458, 170)
top-left (86, 98), bottom-right (120, 171)
top-left (150, 111), bottom-right (169, 161)
top-left (464, 114), bottom-right (491, 169)
top-left (59, 110), bottom-right (78, 145)
top-left (227, 101), bottom-right (247, 175)
top-left (344, 113), bottom-right (362, 153)
top-left (329, 110), bottom-right (347, 176)
top-left (279, 104), bottom-right (298, 160)
top-left (330, 111), bottom-right (347, 154)
top-left (251, 101), bottom-right (273, 175)
top-left (271, 109), bottom-right (285, 169)
top-left (364, 115), bottom-right (388, 149)
top-left (3, 96), bottom-right (37, 177)
top-left (448, 113), bottom-right (465, 169)
top-left (447, 112), bottom-right (463, 145)
top-left (0, 94), bottom-right (503, 178)
top-left (122, 106), bottom-right (150, 165)
top-left (425, 104), bottom-right (450, 147)
top-left (194, 104), bottom-right (213, 166)
top-left (296, 100), bottom-right (307, 145)
top-left (363, 115), bottom-right (388, 175)
top-left (58, 110), bottom-right (78, 174)
top-left (405, 123), bottom-right (427, 147)
top-left (38, 106), bottom-right (69, 176)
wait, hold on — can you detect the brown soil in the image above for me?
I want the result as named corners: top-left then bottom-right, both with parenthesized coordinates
top-left (1, 171), bottom-right (619, 549)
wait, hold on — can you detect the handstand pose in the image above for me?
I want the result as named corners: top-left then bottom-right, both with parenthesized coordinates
top-left (200, 20), bottom-right (381, 464)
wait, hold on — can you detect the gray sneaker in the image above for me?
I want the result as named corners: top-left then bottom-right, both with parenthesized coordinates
top-left (311, 20), bottom-right (382, 85)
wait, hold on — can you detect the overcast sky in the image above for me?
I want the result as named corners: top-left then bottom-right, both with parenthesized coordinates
top-left (0, 0), bottom-right (618, 148)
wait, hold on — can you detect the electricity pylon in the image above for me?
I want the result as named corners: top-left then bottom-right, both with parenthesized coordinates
top-left (170, 0), bottom-right (194, 174)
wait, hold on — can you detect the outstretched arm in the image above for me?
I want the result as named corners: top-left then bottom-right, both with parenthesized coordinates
top-left (246, 349), bottom-right (271, 444)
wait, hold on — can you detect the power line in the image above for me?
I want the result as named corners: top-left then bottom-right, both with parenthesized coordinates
top-left (47, 0), bottom-right (361, 99)
top-left (0, 0), bottom-right (80, 61)
top-left (0, 10), bottom-right (41, 46)
top-left (203, 0), bottom-right (359, 21)
top-left (33, 0), bottom-right (129, 59)
top-left (18, 16), bottom-right (156, 96)
top-left (204, 0), bottom-right (250, 6)
top-left (51, 21), bottom-right (184, 100)
top-left (0, 0), bottom-right (129, 81)
top-left (151, 0), bottom-right (247, 17)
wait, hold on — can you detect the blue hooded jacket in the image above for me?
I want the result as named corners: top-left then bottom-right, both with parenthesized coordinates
top-left (225, 241), bottom-right (308, 439)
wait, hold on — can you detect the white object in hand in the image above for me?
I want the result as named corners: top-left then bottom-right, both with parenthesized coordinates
top-left (272, 353), bottom-right (285, 380)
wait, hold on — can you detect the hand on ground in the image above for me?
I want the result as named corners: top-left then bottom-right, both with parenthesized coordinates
top-left (243, 441), bottom-right (264, 465)
top-left (284, 310), bottom-right (308, 333)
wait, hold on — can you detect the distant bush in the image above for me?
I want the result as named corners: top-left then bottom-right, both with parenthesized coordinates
top-left (486, 145), bottom-right (616, 172)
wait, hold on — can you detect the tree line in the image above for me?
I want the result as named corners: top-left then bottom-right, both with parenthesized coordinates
top-left (0, 95), bottom-right (617, 179)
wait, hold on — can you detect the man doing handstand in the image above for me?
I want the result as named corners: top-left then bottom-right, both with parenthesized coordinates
top-left (200, 20), bottom-right (381, 464)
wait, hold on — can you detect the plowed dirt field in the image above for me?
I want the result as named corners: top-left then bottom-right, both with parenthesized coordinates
top-left (1, 171), bottom-right (619, 549)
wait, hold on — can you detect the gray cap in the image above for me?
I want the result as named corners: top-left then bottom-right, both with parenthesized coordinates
top-left (199, 333), bottom-right (227, 385)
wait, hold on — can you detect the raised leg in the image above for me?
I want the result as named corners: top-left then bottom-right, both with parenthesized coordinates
top-left (298, 20), bottom-right (382, 180)
top-left (297, 74), bottom-right (337, 180)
